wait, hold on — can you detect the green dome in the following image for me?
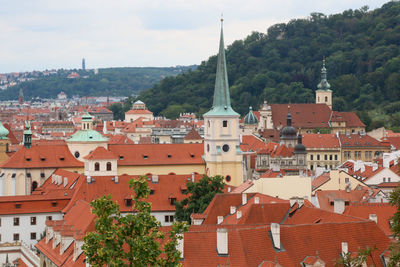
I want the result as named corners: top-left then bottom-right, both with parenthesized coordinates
top-left (0, 122), bottom-right (9, 140)
top-left (244, 106), bottom-right (258, 125)
top-left (67, 129), bottom-right (108, 142)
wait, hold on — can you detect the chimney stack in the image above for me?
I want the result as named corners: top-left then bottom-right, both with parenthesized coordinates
top-left (242, 193), bottom-right (247, 205)
top-left (236, 210), bottom-right (242, 219)
top-left (217, 228), bottom-right (228, 255)
top-left (334, 199), bottom-right (345, 214)
top-left (341, 242), bottom-right (348, 255)
top-left (230, 206), bottom-right (236, 215)
top-left (86, 176), bottom-right (91, 184)
top-left (217, 216), bottom-right (224, 224)
top-left (271, 223), bottom-right (280, 249)
top-left (115, 176), bottom-right (119, 184)
top-left (191, 173), bottom-right (195, 182)
top-left (63, 177), bottom-right (68, 187)
top-left (176, 234), bottom-right (184, 259)
top-left (369, 214), bottom-right (377, 223)
top-left (254, 196), bottom-right (260, 204)
top-left (152, 175), bottom-right (159, 183)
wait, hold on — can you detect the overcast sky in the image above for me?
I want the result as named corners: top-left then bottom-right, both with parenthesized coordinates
top-left (0, 0), bottom-right (390, 73)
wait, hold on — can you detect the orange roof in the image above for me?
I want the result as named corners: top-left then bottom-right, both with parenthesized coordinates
top-left (83, 146), bottom-right (118, 160)
top-left (339, 134), bottom-right (389, 147)
top-left (125, 109), bottom-right (153, 115)
top-left (271, 104), bottom-right (331, 129)
top-left (302, 134), bottom-right (340, 148)
top-left (331, 111), bottom-right (365, 127)
top-left (312, 172), bottom-right (331, 190)
top-left (344, 203), bottom-right (397, 236)
top-left (0, 143), bottom-right (83, 169)
top-left (240, 135), bottom-right (267, 152)
top-left (108, 143), bottom-right (204, 166)
top-left (184, 128), bottom-right (202, 140)
top-left (258, 142), bottom-right (293, 158)
top-left (107, 134), bottom-right (134, 145)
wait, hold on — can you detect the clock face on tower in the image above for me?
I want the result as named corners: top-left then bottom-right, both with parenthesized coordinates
top-left (222, 144), bottom-right (230, 152)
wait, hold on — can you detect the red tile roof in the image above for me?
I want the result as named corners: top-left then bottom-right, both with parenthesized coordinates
top-left (339, 134), bottom-right (389, 147)
top-left (386, 137), bottom-right (400, 150)
top-left (125, 109), bottom-right (153, 115)
top-left (83, 146), bottom-right (118, 160)
top-left (108, 143), bottom-right (204, 166)
top-left (107, 134), bottom-right (134, 145)
top-left (331, 111), bottom-right (365, 127)
top-left (312, 172), bottom-right (331, 190)
top-left (344, 202), bottom-right (396, 236)
top-left (0, 143), bottom-right (83, 169)
top-left (302, 134), bottom-right (340, 149)
top-left (184, 128), bottom-right (202, 140)
top-left (240, 135), bottom-right (267, 152)
top-left (271, 104), bottom-right (331, 129)
top-left (258, 129), bottom-right (281, 143)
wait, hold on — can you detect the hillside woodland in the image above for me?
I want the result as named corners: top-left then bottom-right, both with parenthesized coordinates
top-left (139, 1), bottom-right (400, 131)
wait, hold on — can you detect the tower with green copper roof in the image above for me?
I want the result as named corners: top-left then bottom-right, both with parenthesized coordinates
top-left (66, 111), bottom-right (109, 161)
top-left (203, 19), bottom-right (243, 187)
top-left (315, 59), bottom-right (332, 109)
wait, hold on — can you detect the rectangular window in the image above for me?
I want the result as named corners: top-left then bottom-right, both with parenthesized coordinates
top-left (389, 177), bottom-right (391, 182)
top-left (317, 155), bottom-right (320, 160)
top-left (329, 155), bottom-right (332, 161)
top-left (383, 178), bottom-right (386, 182)
top-left (310, 155), bottom-right (313, 160)
top-left (165, 215), bottom-right (174, 223)
top-left (13, 233), bottom-right (19, 241)
top-left (30, 217), bottom-right (36, 225)
top-left (223, 120), bottom-right (228, 127)
top-left (335, 155), bottom-right (338, 161)
top-left (13, 217), bottom-right (19, 226)
top-left (0, 218), bottom-right (1, 227)
top-left (345, 178), bottom-right (349, 183)
top-left (324, 155), bottom-right (327, 160)
top-left (30, 232), bottom-right (37, 240)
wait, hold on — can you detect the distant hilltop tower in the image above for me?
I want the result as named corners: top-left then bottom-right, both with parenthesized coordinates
top-left (82, 58), bottom-right (86, 71)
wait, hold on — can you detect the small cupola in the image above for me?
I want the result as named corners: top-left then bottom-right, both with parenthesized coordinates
top-left (244, 106), bottom-right (258, 125)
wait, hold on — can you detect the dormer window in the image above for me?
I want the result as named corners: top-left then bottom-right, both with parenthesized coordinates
top-left (143, 155), bottom-right (148, 159)
top-left (119, 156), bottom-right (124, 160)
top-left (51, 202), bottom-right (57, 207)
top-left (167, 155), bottom-right (172, 158)
top-left (125, 199), bottom-right (132, 207)
top-left (41, 158), bottom-right (46, 162)
top-left (150, 189), bottom-right (155, 195)
top-left (106, 162), bottom-right (112, 171)
top-left (169, 197), bottom-right (176, 205)
top-left (15, 203), bottom-right (21, 209)
top-left (60, 157), bottom-right (65, 161)
top-left (26, 158), bottom-right (31, 162)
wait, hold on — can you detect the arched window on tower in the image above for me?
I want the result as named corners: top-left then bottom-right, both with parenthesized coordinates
top-left (325, 96), bottom-right (328, 102)
top-left (94, 162), bottom-right (100, 171)
top-left (106, 162), bottom-right (112, 171)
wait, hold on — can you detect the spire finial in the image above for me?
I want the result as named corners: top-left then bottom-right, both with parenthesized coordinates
top-left (221, 13), bottom-right (224, 23)
top-left (317, 58), bottom-right (331, 90)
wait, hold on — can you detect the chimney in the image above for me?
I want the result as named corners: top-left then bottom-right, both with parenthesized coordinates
top-left (271, 223), bottom-right (280, 249)
top-left (152, 175), bottom-right (159, 183)
top-left (63, 177), bottom-right (68, 187)
top-left (176, 234), bottom-right (184, 259)
top-left (254, 196), bottom-right (260, 204)
top-left (230, 206), bottom-right (236, 215)
top-left (236, 210), bottom-right (242, 219)
top-left (115, 176), bottom-right (119, 184)
top-left (383, 153), bottom-right (390, 168)
top-left (217, 216), bottom-right (224, 224)
top-left (289, 197), bottom-right (297, 207)
top-left (217, 228), bottom-right (228, 255)
top-left (297, 198), bottom-right (304, 208)
top-left (227, 187), bottom-right (231, 193)
top-left (86, 176), bottom-right (91, 184)
top-left (191, 173), bottom-right (195, 182)
top-left (369, 214), bottom-right (377, 223)
top-left (341, 242), bottom-right (348, 255)
top-left (242, 193), bottom-right (247, 205)
top-left (334, 199), bottom-right (345, 214)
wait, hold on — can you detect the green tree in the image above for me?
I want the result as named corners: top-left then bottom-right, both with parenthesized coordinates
top-left (389, 185), bottom-right (400, 266)
top-left (108, 103), bottom-right (125, 121)
top-left (335, 247), bottom-right (374, 267)
top-left (83, 176), bottom-right (188, 267)
top-left (175, 175), bottom-right (225, 223)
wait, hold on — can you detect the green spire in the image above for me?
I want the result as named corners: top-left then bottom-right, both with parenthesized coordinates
top-left (204, 19), bottom-right (238, 117)
top-left (317, 59), bottom-right (331, 91)
top-left (23, 121), bottom-right (32, 148)
top-left (0, 122), bottom-right (9, 140)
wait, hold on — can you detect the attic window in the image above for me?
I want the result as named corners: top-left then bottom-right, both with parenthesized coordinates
top-left (15, 203), bottom-right (21, 209)
top-left (26, 158), bottom-right (31, 162)
top-left (51, 202), bottom-right (58, 207)
top-left (169, 197), bottom-right (177, 205)
top-left (150, 189), bottom-right (155, 195)
top-left (190, 154), bottom-right (195, 158)
top-left (59, 157), bottom-right (65, 161)
top-left (143, 155), bottom-right (148, 159)
top-left (119, 156), bottom-right (124, 160)
top-left (167, 154), bottom-right (172, 158)
top-left (89, 135), bottom-right (93, 139)
top-left (125, 199), bottom-right (133, 207)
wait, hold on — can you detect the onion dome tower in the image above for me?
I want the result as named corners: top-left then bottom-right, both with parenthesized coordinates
top-left (316, 59), bottom-right (332, 109)
top-left (280, 108), bottom-right (297, 147)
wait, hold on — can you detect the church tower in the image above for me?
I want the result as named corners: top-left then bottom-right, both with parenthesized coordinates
top-left (315, 59), bottom-right (332, 109)
top-left (203, 19), bottom-right (243, 186)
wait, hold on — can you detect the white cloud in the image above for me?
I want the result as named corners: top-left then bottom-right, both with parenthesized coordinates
top-left (0, 0), bottom-right (389, 72)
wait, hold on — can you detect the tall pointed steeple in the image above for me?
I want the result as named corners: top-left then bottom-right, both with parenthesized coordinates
top-left (317, 59), bottom-right (331, 91)
top-left (204, 18), bottom-right (238, 116)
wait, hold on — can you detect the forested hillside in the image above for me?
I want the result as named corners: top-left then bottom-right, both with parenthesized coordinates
top-left (139, 1), bottom-right (400, 131)
top-left (0, 66), bottom-right (195, 100)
